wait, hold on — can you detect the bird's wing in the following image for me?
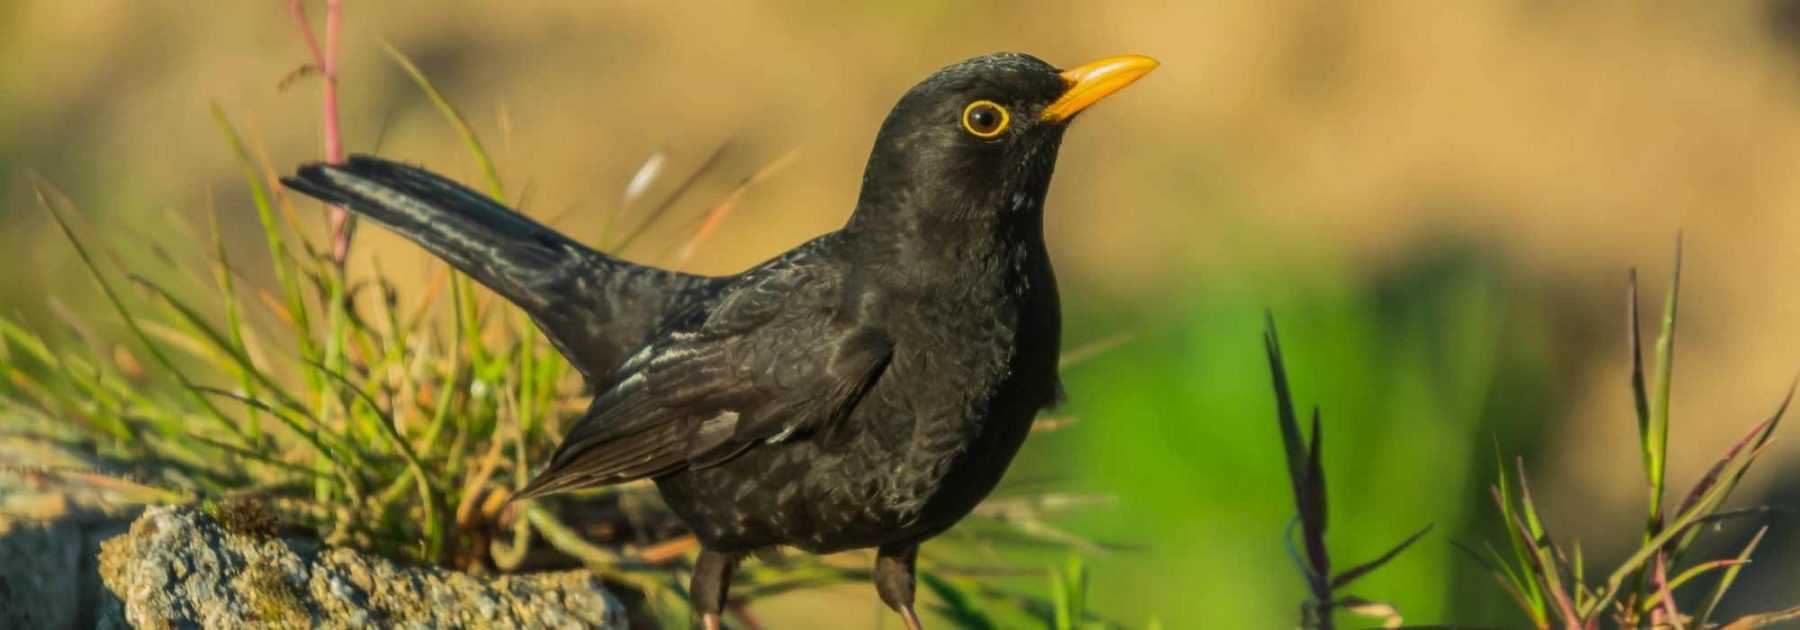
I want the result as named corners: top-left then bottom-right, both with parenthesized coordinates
top-left (281, 155), bottom-right (723, 387)
top-left (513, 261), bottom-right (892, 499)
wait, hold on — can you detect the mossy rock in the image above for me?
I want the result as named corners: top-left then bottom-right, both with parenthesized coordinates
top-left (99, 505), bottom-right (625, 629)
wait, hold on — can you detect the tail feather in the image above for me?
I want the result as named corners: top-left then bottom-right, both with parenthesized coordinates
top-left (283, 155), bottom-right (589, 311)
top-left (511, 418), bottom-right (689, 501)
top-left (281, 154), bottom-right (722, 385)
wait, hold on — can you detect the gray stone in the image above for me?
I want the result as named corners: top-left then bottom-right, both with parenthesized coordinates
top-left (98, 505), bottom-right (626, 629)
top-left (0, 516), bottom-right (81, 628)
top-left (0, 513), bottom-right (132, 629)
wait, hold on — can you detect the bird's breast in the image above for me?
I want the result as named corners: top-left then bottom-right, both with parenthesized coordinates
top-left (831, 248), bottom-right (1062, 526)
top-left (662, 239), bottom-right (1063, 553)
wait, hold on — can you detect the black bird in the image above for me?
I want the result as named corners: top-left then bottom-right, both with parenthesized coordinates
top-left (283, 52), bottom-right (1156, 629)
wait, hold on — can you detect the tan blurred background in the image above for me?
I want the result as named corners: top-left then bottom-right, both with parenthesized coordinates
top-left (5, 1), bottom-right (1800, 625)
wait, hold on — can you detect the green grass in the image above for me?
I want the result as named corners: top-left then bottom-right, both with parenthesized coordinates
top-left (1035, 257), bottom-right (1533, 627)
top-left (1456, 250), bottom-right (1799, 629)
top-left (1265, 311), bottom-right (1433, 629)
top-left (1026, 248), bottom-right (1797, 629)
top-left (1239, 248), bottom-right (1799, 628)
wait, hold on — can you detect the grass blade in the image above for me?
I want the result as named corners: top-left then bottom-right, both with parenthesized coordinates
top-left (1050, 555), bottom-right (1087, 630)
top-left (1059, 334), bottom-right (1134, 370)
top-left (1699, 524), bottom-right (1768, 626)
top-left (1262, 314), bottom-right (1307, 522)
top-left (1586, 436), bottom-right (1774, 618)
top-left (378, 41), bottom-right (503, 375)
top-left (305, 357), bottom-right (445, 562)
top-left (1720, 606), bottom-right (1800, 629)
top-left (208, 202), bottom-right (264, 440)
top-left (380, 42), bottom-right (503, 199)
top-left (1452, 540), bottom-right (1539, 622)
top-left (667, 148), bottom-right (799, 265)
top-left (1508, 463), bottom-right (1580, 625)
top-left (1300, 407), bottom-right (1329, 595)
top-left (1646, 242), bottom-right (1681, 537)
top-left (1491, 449), bottom-right (1547, 625)
top-left (1627, 270), bottom-right (1653, 522)
top-left (33, 179), bottom-right (244, 442)
top-left (210, 105), bottom-right (316, 364)
top-left (1678, 384), bottom-right (1793, 532)
top-left (1667, 398), bottom-right (1787, 562)
top-left (1330, 524), bottom-right (1434, 590)
top-left (129, 275), bottom-right (309, 415)
top-left (1637, 557), bottom-right (1747, 614)
top-left (612, 143), bottom-right (730, 254)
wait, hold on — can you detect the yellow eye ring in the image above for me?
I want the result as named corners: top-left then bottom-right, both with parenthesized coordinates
top-left (960, 100), bottom-right (1010, 139)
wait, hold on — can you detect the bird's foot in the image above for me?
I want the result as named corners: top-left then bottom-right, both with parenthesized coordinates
top-left (875, 542), bottom-right (924, 630)
top-left (899, 605), bottom-right (924, 630)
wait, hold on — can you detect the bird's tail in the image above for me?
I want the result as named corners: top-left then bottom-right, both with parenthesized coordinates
top-left (281, 154), bottom-right (596, 313)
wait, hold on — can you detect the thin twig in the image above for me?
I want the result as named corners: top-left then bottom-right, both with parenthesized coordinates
top-left (669, 148), bottom-right (800, 265)
top-left (289, 0), bottom-right (353, 265)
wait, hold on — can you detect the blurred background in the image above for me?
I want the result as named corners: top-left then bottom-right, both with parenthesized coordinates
top-left (4, 1), bottom-right (1799, 626)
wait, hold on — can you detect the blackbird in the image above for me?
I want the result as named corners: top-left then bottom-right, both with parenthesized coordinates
top-left (283, 51), bottom-right (1156, 629)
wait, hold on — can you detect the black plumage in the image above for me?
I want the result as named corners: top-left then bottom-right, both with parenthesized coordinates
top-left (282, 51), bottom-right (1155, 629)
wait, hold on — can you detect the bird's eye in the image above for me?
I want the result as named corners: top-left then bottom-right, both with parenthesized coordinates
top-left (960, 100), bottom-right (1010, 139)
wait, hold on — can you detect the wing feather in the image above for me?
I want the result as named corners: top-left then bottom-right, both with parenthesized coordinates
top-left (514, 259), bottom-right (890, 501)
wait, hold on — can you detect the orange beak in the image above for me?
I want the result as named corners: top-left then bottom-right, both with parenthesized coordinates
top-left (1041, 54), bottom-right (1160, 123)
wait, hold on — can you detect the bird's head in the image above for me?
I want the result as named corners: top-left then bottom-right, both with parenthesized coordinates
top-left (848, 52), bottom-right (1157, 235)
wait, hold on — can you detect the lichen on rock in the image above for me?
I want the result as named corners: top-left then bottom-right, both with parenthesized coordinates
top-left (98, 505), bottom-right (626, 629)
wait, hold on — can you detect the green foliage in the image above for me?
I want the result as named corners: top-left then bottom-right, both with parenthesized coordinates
top-left (1266, 314), bottom-right (1428, 629)
top-left (1466, 249), bottom-right (1798, 629)
top-left (1036, 255), bottom-right (1537, 627)
top-left (1050, 555), bottom-right (1091, 630)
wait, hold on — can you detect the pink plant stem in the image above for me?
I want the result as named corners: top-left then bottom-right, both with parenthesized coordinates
top-left (290, 0), bottom-right (353, 266)
top-left (322, 0), bottom-right (341, 164)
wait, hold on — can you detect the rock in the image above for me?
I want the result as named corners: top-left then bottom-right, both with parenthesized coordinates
top-left (0, 516), bottom-right (80, 629)
top-left (0, 429), bottom-right (139, 629)
top-left (98, 505), bottom-right (626, 629)
top-left (0, 514), bottom-right (132, 629)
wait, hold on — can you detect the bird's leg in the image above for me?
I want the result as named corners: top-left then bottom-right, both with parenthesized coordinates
top-left (874, 542), bottom-right (924, 630)
top-left (692, 548), bottom-right (742, 630)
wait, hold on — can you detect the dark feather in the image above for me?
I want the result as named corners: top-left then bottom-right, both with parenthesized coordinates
top-left (281, 155), bottom-right (723, 386)
top-left (514, 252), bottom-right (893, 500)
